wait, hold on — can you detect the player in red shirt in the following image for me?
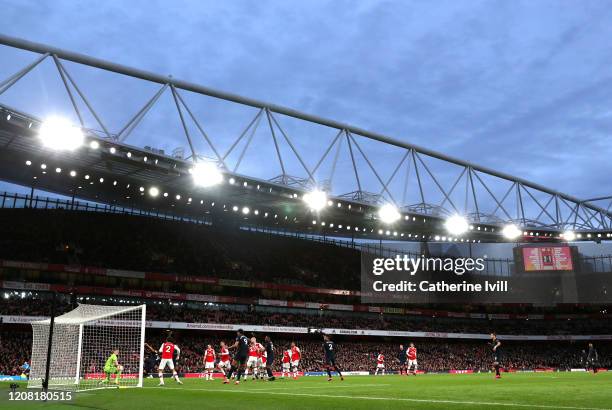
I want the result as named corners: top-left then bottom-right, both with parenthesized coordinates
top-left (407, 343), bottom-right (418, 375)
top-left (258, 349), bottom-right (267, 381)
top-left (157, 337), bottom-right (183, 386)
top-left (217, 341), bottom-right (231, 378)
top-left (281, 349), bottom-right (291, 378)
top-left (290, 342), bottom-right (301, 379)
top-left (374, 352), bottom-right (385, 375)
top-left (245, 337), bottom-right (263, 381)
top-left (203, 344), bottom-right (216, 381)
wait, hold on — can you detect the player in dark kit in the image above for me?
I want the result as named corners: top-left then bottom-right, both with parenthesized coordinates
top-left (490, 332), bottom-right (503, 379)
top-left (225, 329), bottom-right (250, 384)
top-left (323, 334), bottom-right (344, 381)
top-left (264, 335), bottom-right (276, 381)
top-left (398, 344), bottom-right (407, 375)
top-left (586, 343), bottom-right (599, 373)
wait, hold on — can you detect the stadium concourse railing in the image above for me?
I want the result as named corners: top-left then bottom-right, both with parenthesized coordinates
top-left (0, 191), bottom-right (211, 225)
top-left (2, 191), bottom-right (612, 275)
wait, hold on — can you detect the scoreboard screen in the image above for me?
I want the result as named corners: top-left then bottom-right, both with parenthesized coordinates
top-left (522, 246), bottom-right (573, 271)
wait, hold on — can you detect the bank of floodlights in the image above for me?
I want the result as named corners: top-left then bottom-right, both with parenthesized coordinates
top-left (191, 161), bottom-right (223, 188)
top-left (303, 189), bottom-right (328, 212)
top-left (445, 215), bottom-right (469, 235)
top-left (38, 116), bottom-right (84, 151)
top-left (562, 230), bottom-right (576, 241)
top-left (502, 224), bottom-right (522, 240)
top-left (378, 203), bottom-right (401, 224)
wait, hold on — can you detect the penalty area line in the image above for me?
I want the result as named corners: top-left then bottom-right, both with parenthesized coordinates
top-left (142, 386), bottom-right (610, 410)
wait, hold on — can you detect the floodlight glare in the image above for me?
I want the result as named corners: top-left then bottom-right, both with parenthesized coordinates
top-left (38, 116), bottom-right (84, 151)
top-left (563, 230), bottom-right (576, 241)
top-left (378, 203), bottom-right (401, 224)
top-left (303, 189), bottom-right (327, 211)
top-left (149, 187), bottom-right (160, 197)
top-left (445, 215), bottom-right (469, 235)
top-left (502, 224), bottom-right (522, 240)
top-left (192, 162), bottom-right (223, 188)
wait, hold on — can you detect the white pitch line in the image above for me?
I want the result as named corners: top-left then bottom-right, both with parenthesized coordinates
top-left (143, 386), bottom-right (611, 410)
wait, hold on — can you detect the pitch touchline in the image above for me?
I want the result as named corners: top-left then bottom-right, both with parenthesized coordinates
top-left (143, 386), bottom-right (610, 410)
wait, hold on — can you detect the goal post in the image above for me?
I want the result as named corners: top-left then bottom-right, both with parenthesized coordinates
top-left (28, 304), bottom-right (146, 392)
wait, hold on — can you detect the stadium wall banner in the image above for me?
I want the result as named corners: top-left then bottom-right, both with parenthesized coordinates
top-left (105, 269), bottom-right (146, 279)
top-left (84, 373), bottom-right (138, 380)
top-left (181, 372), bottom-right (304, 378)
top-left (3, 315), bottom-right (612, 340)
top-left (305, 371), bottom-right (370, 376)
top-left (0, 375), bottom-right (27, 381)
top-left (448, 370), bottom-right (474, 374)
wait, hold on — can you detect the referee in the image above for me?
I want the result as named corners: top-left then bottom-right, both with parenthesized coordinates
top-left (264, 335), bottom-right (276, 381)
top-left (586, 343), bottom-right (599, 373)
top-left (398, 344), bottom-right (407, 375)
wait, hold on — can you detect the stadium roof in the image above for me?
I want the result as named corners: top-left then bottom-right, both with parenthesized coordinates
top-left (1, 33), bottom-right (612, 243)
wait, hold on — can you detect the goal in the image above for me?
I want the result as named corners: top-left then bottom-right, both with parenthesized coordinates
top-left (28, 304), bottom-right (146, 391)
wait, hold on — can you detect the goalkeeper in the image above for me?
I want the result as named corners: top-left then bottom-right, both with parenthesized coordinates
top-left (100, 349), bottom-right (122, 385)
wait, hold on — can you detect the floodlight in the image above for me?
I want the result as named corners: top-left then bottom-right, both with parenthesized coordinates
top-left (242, 207), bottom-right (250, 215)
top-left (192, 162), bottom-right (223, 188)
top-left (502, 224), bottom-right (522, 240)
top-left (378, 203), bottom-right (401, 224)
top-left (149, 187), bottom-right (159, 197)
top-left (89, 140), bottom-right (99, 149)
top-left (445, 215), bottom-right (469, 235)
top-left (303, 189), bottom-right (327, 212)
top-left (38, 116), bottom-right (84, 151)
top-left (563, 230), bottom-right (576, 241)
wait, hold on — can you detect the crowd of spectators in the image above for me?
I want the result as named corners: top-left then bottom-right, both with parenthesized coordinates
top-left (2, 330), bottom-right (609, 376)
top-left (2, 296), bottom-right (611, 335)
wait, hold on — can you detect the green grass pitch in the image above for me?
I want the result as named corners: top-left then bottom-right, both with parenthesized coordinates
top-left (2, 372), bottom-right (611, 409)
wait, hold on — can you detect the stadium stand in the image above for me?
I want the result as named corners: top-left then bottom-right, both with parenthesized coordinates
top-left (1, 209), bottom-right (611, 378)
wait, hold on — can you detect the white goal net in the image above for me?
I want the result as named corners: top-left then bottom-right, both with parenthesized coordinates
top-left (28, 304), bottom-right (146, 391)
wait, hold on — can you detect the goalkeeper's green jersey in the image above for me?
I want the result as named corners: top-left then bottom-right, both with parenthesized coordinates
top-left (104, 353), bottom-right (118, 371)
